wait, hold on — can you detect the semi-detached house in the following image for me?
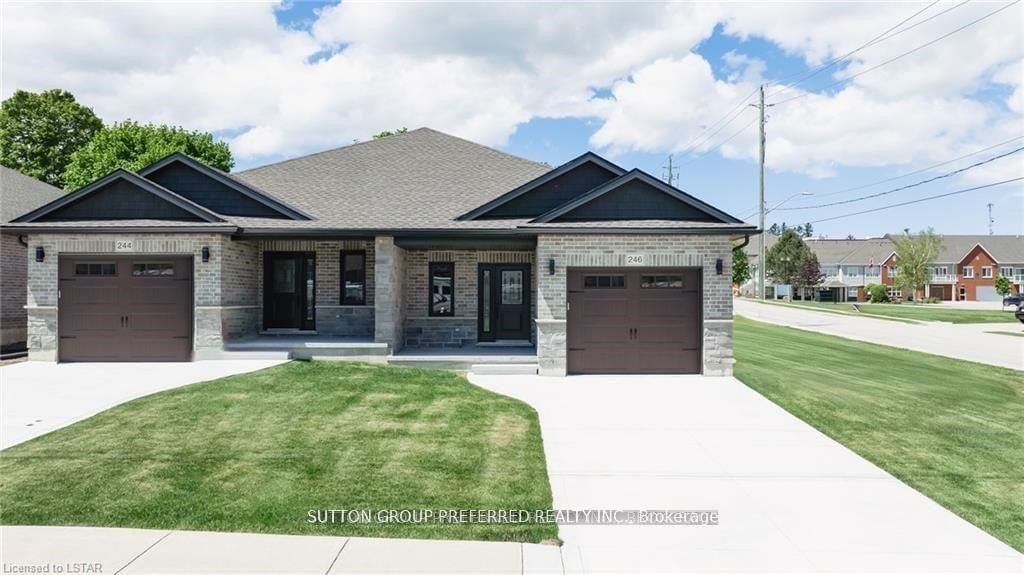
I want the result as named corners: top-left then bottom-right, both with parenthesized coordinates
top-left (1, 128), bottom-right (757, 375)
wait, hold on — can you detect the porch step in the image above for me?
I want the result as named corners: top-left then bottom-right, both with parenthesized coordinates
top-left (387, 353), bottom-right (537, 372)
top-left (470, 363), bottom-right (539, 375)
top-left (222, 339), bottom-right (389, 361)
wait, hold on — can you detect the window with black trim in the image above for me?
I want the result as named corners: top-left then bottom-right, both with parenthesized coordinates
top-left (429, 262), bottom-right (454, 316)
top-left (75, 262), bottom-right (116, 276)
top-left (132, 262), bottom-right (175, 276)
top-left (583, 274), bottom-right (625, 289)
top-left (340, 251), bottom-right (366, 305)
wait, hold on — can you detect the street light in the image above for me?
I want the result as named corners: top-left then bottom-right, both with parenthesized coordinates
top-left (759, 191), bottom-right (813, 301)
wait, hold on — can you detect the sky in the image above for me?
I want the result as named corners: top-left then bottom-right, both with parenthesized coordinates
top-left (2, 0), bottom-right (1022, 237)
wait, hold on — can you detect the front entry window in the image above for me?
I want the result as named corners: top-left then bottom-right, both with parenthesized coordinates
top-left (273, 259), bottom-right (296, 293)
top-left (429, 262), bottom-right (454, 316)
top-left (481, 269), bottom-right (491, 332)
top-left (501, 270), bottom-right (523, 304)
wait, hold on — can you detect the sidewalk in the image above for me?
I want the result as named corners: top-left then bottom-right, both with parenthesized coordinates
top-left (0, 526), bottom-right (564, 574)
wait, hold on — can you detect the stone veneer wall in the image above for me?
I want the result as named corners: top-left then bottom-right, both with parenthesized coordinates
top-left (1, 235), bottom-right (27, 351)
top-left (535, 234), bottom-right (734, 376)
top-left (253, 238), bottom-right (376, 338)
top-left (25, 233), bottom-right (239, 360)
top-left (402, 249), bottom-right (535, 348)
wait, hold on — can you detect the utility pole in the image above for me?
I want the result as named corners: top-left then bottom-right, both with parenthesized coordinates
top-left (987, 202), bottom-right (994, 235)
top-left (757, 84), bottom-right (767, 301)
top-left (662, 155), bottom-right (678, 187)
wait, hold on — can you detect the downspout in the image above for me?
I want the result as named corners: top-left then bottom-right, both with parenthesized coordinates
top-left (733, 235), bottom-right (751, 250)
top-left (17, 234), bottom-right (29, 247)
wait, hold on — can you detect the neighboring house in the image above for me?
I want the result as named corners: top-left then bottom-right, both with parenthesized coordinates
top-left (0, 128), bottom-right (756, 375)
top-left (0, 167), bottom-right (64, 354)
top-left (745, 234), bottom-right (1023, 302)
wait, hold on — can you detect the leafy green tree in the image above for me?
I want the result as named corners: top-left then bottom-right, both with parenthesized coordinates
top-left (892, 228), bottom-right (942, 301)
top-left (793, 252), bottom-right (825, 292)
top-left (64, 121), bottom-right (232, 189)
top-left (994, 275), bottom-right (1012, 300)
top-left (865, 283), bottom-right (889, 303)
top-left (768, 223), bottom-right (781, 235)
top-left (802, 222), bottom-right (814, 238)
top-left (765, 229), bottom-right (813, 286)
top-left (0, 89), bottom-right (103, 188)
top-left (373, 127), bottom-right (408, 139)
top-left (732, 244), bottom-right (751, 286)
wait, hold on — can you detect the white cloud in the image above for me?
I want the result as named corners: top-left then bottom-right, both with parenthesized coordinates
top-left (2, 0), bottom-right (1020, 179)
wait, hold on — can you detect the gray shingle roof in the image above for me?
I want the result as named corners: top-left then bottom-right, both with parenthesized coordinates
top-left (232, 127), bottom-right (551, 230)
top-left (1, 166), bottom-right (64, 222)
top-left (925, 234), bottom-right (1024, 264)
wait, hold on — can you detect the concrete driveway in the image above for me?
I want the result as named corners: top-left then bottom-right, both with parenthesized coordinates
top-left (735, 298), bottom-right (1024, 370)
top-left (472, 374), bottom-right (1023, 572)
top-left (0, 359), bottom-right (285, 449)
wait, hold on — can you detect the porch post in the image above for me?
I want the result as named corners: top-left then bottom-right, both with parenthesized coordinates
top-left (374, 236), bottom-right (406, 353)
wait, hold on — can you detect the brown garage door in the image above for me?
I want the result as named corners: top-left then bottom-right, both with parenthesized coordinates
top-left (58, 256), bottom-right (192, 361)
top-left (567, 268), bottom-right (701, 374)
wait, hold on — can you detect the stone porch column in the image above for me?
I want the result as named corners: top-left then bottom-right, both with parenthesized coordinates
top-left (373, 236), bottom-right (406, 352)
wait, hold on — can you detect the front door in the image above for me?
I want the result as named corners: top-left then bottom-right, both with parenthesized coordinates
top-left (478, 264), bottom-right (530, 341)
top-left (263, 252), bottom-right (315, 330)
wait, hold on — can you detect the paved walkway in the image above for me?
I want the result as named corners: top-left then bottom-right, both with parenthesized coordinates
top-left (734, 298), bottom-right (1024, 370)
top-left (0, 526), bottom-right (562, 574)
top-left (0, 360), bottom-right (285, 449)
top-left (472, 374), bottom-right (1023, 572)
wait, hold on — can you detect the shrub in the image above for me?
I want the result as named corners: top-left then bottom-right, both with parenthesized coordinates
top-left (865, 283), bottom-right (889, 303)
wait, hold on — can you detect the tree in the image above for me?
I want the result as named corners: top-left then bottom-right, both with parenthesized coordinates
top-left (732, 245), bottom-right (751, 286)
top-left (802, 223), bottom-right (814, 238)
top-left (865, 283), bottom-right (889, 303)
top-left (793, 252), bottom-right (825, 292)
top-left (0, 89), bottom-right (103, 188)
top-left (64, 121), bottom-right (233, 189)
top-left (373, 127), bottom-right (408, 139)
top-left (891, 228), bottom-right (942, 301)
top-left (765, 229), bottom-right (813, 286)
top-left (768, 223), bottom-right (781, 235)
top-left (995, 275), bottom-right (1012, 301)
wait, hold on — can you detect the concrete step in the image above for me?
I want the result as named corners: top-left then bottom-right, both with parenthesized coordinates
top-left (470, 363), bottom-right (539, 375)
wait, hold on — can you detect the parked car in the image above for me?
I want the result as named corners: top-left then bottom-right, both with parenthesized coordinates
top-left (1016, 304), bottom-right (1024, 325)
top-left (1003, 294), bottom-right (1023, 307)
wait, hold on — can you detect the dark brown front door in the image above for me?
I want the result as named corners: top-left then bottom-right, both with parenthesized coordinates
top-left (263, 252), bottom-right (315, 330)
top-left (567, 268), bottom-right (701, 374)
top-left (58, 256), bottom-right (192, 362)
top-left (478, 264), bottom-right (531, 341)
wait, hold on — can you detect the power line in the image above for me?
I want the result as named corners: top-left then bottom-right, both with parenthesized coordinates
top-left (808, 135), bottom-right (1024, 199)
top-left (770, 0), bottom-right (1020, 106)
top-left (677, 105), bottom-right (755, 159)
top-left (808, 178), bottom-right (1024, 224)
top-left (766, 0), bottom-right (946, 99)
top-left (775, 146), bottom-right (1024, 210)
top-left (680, 116), bottom-right (757, 166)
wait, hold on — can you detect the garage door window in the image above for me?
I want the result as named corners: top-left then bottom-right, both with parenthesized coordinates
top-left (641, 275), bottom-right (683, 289)
top-left (583, 275), bottom-right (625, 288)
top-left (132, 262), bottom-right (175, 276)
top-left (75, 262), bottom-right (116, 276)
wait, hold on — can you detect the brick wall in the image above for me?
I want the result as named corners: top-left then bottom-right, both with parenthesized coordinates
top-left (402, 249), bottom-right (535, 348)
top-left (957, 245), bottom-right (997, 301)
top-left (535, 234), bottom-right (734, 376)
top-left (1, 235), bottom-right (27, 350)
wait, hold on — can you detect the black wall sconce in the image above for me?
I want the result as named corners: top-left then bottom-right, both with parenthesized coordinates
top-left (548, 258), bottom-right (555, 275)
top-left (715, 258), bottom-right (723, 275)
top-left (201, 246), bottom-right (210, 263)
top-left (35, 246), bottom-right (45, 262)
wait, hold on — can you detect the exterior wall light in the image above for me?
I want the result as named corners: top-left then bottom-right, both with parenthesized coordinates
top-left (548, 258), bottom-right (555, 275)
top-left (202, 246), bottom-right (210, 263)
top-left (716, 258), bottom-right (723, 275)
top-left (35, 246), bottom-right (45, 262)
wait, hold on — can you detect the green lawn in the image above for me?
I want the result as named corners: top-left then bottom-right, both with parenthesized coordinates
top-left (0, 362), bottom-right (557, 543)
top-left (783, 300), bottom-right (1017, 323)
top-left (734, 316), bottom-right (1024, 552)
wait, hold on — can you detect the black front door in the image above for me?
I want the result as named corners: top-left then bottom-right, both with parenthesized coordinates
top-left (263, 252), bottom-right (315, 330)
top-left (478, 264), bottom-right (530, 341)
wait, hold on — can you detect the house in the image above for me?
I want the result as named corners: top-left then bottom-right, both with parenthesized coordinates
top-left (1, 128), bottom-right (756, 375)
top-left (746, 233), bottom-right (1023, 302)
top-left (0, 167), bottom-right (64, 354)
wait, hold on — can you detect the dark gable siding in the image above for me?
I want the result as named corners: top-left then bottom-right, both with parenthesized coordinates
top-left (36, 179), bottom-right (203, 221)
top-left (145, 162), bottom-right (286, 218)
top-left (483, 162), bottom-right (620, 219)
top-left (553, 179), bottom-right (719, 222)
